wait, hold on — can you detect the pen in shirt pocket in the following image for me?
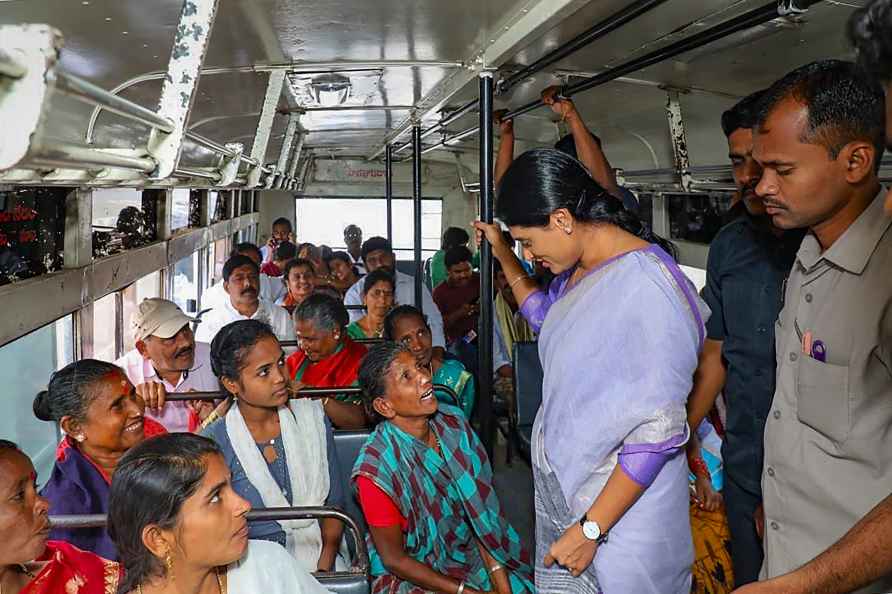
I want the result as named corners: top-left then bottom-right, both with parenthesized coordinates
top-left (801, 330), bottom-right (827, 362)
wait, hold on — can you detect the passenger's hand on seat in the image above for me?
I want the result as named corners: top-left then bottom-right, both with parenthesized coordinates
top-left (541, 85), bottom-right (577, 122)
top-left (185, 389), bottom-right (214, 421)
top-left (494, 109), bottom-right (513, 136)
top-left (287, 380), bottom-right (306, 398)
top-left (544, 523), bottom-right (597, 577)
top-left (136, 382), bottom-right (167, 411)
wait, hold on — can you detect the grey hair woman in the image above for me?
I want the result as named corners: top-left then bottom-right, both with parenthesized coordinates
top-left (286, 293), bottom-right (370, 429)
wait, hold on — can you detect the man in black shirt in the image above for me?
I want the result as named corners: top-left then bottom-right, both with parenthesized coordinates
top-left (687, 90), bottom-right (806, 586)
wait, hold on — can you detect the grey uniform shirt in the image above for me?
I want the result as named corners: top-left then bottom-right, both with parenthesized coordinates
top-left (761, 191), bottom-right (892, 593)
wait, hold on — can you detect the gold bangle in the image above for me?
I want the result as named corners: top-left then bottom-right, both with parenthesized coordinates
top-left (508, 274), bottom-right (529, 289)
top-left (489, 564), bottom-right (504, 573)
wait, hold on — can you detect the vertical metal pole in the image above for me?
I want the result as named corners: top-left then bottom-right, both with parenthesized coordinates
top-left (412, 126), bottom-right (423, 308)
top-left (478, 71), bottom-right (495, 457)
top-left (385, 144), bottom-right (394, 244)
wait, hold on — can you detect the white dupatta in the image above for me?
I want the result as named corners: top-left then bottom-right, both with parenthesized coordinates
top-left (225, 398), bottom-right (329, 571)
top-left (229, 540), bottom-right (332, 593)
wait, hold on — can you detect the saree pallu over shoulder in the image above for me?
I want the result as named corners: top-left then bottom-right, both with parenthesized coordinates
top-left (286, 338), bottom-right (368, 403)
top-left (433, 359), bottom-right (475, 418)
top-left (352, 405), bottom-right (534, 594)
top-left (535, 245), bottom-right (706, 594)
top-left (22, 540), bottom-right (120, 594)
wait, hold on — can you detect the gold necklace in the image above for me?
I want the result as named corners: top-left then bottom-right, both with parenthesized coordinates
top-left (136, 568), bottom-right (225, 594)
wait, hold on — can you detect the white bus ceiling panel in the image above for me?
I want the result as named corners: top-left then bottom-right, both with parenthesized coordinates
top-left (269, 0), bottom-right (524, 63)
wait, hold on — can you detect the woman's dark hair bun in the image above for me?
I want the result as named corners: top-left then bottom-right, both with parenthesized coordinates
top-left (33, 390), bottom-right (53, 421)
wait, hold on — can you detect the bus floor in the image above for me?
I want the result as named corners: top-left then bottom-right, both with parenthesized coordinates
top-left (491, 435), bottom-right (535, 549)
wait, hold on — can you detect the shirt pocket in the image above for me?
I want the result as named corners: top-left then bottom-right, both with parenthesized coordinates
top-left (796, 355), bottom-right (850, 444)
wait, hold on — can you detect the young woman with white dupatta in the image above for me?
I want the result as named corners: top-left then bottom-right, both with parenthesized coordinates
top-left (201, 319), bottom-right (348, 573)
top-left (108, 433), bottom-right (331, 594)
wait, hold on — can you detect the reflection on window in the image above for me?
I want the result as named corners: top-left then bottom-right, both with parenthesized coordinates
top-left (172, 252), bottom-right (199, 315)
top-left (209, 191), bottom-right (220, 224)
top-left (295, 197), bottom-right (442, 261)
top-left (668, 193), bottom-right (733, 244)
top-left (92, 188), bottom-right (152, 257)
top-left (121, 272), bottom-right (161, 349)
top-left (0, 317), bottom-right (75, 483)
top-left (92, 293), bottom-right (118, 363)
top-left (171, 189), bottom-right (190, 231)
top-left (0, 188), bottom-right (65, 284)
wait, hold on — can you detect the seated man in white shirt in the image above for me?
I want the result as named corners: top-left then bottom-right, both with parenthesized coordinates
top-left (195, 254), bottom-right (295, 345)
top-left (343, 236), bottom-right (446, 348)
top-left (204, 243), bottom-right (286, 310)
top-left (115, 298), bottom-right (220, 433)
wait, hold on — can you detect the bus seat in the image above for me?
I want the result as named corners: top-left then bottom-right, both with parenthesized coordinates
top-left (333, 429), bottom-right (372, 537)
top-left (512, 341), bottom-right (542, 460)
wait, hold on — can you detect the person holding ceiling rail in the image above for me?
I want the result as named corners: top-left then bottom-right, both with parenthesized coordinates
top-left (476, 149), bottom-right (708, 593)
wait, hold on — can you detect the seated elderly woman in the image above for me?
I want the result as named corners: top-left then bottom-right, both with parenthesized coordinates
top-left (287, 293), bottom-right (369, 429)
top-left (34, 359), bottom-right (165, 560)
top-left (108, 433), bottom-right (331, 594)
top-left (0, 440), bottom-right (121, 594)
top-left (352, 342), bottom-right (534, 593)
top-left (347, 269), bottom-right (395, 340)
top-left (201, 320), bottom-right (347, 572)
top-left (383, 305), bottom-right (475, 418)
top-left (278, 258), bottom-right (317, 314)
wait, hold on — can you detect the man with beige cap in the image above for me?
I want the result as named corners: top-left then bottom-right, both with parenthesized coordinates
top-left (115, 298), bottom-right (220, 432)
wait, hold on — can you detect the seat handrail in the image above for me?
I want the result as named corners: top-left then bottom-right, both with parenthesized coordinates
top-left (49, 505), bottom-right (370, 574)
top-left (166, 383), bottom-right (459, 403)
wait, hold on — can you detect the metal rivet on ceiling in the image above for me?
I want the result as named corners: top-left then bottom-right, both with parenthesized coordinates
top-left (104, 17), bottom-right (111, 22)
top-left (122, 31), bottom-right (128, 35)
top-left (81, 1), bottom-right (90, 4)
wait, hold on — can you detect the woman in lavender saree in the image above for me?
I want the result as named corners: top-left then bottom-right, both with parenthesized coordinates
top-left (477, 149), bottom-right (708, 593)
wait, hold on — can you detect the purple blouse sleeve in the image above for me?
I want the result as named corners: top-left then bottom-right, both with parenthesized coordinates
top-left (517, 270), bottom-right (570, 333)
top-left (617, 431), bottom-right (689, 488)
top-left (518, 289), bottom-right (552, 334)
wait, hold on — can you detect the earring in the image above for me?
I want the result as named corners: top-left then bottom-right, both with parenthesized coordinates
top-left (76, 435), bottom-right (85, 443)
top-left (563, 227), bottom-right (572, 235)
top-left (164, 551), bottom-right (174, 582)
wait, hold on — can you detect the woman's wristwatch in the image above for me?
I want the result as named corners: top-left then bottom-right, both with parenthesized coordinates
top-left (579, 516), bottom-right (609, 545)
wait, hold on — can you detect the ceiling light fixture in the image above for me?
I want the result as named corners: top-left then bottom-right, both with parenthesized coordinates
top-left (309, 74), bottom-right (351, 107)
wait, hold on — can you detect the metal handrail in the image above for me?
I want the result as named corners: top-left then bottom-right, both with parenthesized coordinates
top-left (165, 382), bottom-right (459, 403)
top-left (50, 506), bottom-right (370, 575)
top-left (52, 69), bottom-right (175, 134)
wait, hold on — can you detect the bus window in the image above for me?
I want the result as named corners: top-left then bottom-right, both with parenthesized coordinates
top-left (91, 293), bottom-right (118, 362)
top-left (92, 188), bottom-right (152, 257)
top-left (668, 193), bottom-right (732, 245)
top-left (121, 272), bottom-right (162, 348)
top-left (172, 252), bottom-right (200, 315)
top-left (0, 316), bottom-right (74, 484)
top-left (171, 189), bottom-right (191, 231)
top-left (295, 197), bottom-right (442, 261)
top-left (0, 188), bottom-right (65, 284)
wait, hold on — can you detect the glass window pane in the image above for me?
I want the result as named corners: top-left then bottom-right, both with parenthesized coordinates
top-left (209, 191), bottom-right (220, 224)
top-left (295, 197), bottom-right (442, 261)
top-left (667, 193), bottom-right (732, 244)
top-left (92, 188), bottom-right (151, 257)
top-left (172, 252), bottom-right (199, 315)
top-left (171, 189), bottom-right (190, 231)
top-left (92, 293), bottom-right (118, 362)
top-left (212, 238), bottom-right (228, 283)
top-left (121, 272), bottom-right (161, 348)
top-left (0, 188), bottom-right (65, 283)
top-left (0, 316), bottom-right (75, 484)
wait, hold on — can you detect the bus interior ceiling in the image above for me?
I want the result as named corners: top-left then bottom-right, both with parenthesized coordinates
top-left (0, 1), bottom-right (876, 367)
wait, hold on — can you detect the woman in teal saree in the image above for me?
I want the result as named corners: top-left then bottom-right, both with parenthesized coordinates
top-left (352, 341), bottom-right (533, 594)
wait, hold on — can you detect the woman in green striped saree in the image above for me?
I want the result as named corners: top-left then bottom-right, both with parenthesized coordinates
top-left (352, 342), bottom-right (534, 594)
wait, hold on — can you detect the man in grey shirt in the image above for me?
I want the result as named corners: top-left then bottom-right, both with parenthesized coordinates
top-left (733, 59), bottom-right (891, 593)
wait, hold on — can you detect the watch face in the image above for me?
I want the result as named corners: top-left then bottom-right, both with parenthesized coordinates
top-left (582, 521), bottom-right (600, 541)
